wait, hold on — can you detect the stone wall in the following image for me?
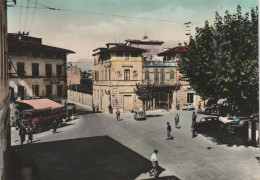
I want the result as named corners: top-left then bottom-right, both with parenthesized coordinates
top-left (67, 90), bottom-right (92, 107)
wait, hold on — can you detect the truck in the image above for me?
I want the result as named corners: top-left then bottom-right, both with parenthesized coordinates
top-left (17, 99), bottom-right (66, 133)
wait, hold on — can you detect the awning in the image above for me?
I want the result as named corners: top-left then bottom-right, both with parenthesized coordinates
top-left (17, 99), bottom-right (63, 110)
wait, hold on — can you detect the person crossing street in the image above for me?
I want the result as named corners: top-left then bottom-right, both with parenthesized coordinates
top-left (166, 122), bottom-right (174, 140)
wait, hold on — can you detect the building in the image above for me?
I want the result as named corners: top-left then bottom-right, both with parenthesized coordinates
top-left (67, 65), bottom-right (81, 85)
top-left (8, 33), bottom-right (74, 101)
top-left (142, 60), bottom-right (180, 110)
top-left (0, 0), bottom-right (12, 179)
top-left (158, 46), bottom-right (203, 110)
top-left (93, 45), bottom-right (146, 112)
top-left (125, 34), bottom-right (164, 61)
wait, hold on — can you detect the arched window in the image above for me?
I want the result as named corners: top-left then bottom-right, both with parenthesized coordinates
top-left (161, 69), bottom-right (165, 84)
top-left (170, 70), bottom-right (174, 79)
top-left (145, 70), bottom-right (150, 80)
top-left (154, 69), bottom-right (159, 83)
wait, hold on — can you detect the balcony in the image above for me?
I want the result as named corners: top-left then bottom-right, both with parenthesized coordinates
top-left (142, 61), bottom-right (176, 67)
top-left (143, 80), bottom-right (181, 91)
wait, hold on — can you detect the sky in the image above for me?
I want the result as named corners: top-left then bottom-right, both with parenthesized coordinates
top-left (7, 0), bottom-right (258, 70)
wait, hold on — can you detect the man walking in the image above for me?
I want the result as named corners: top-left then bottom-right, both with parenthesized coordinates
top-left (19, 128), bottom-right (25, 145)
top-left (116, 109), bottom-right (120, 121)
top-left (92, 104), bottom-right (95, 113)
top-left (175, 114), bottom-right (179, 129)
top-left (192, 112), bottom-right (197, 124)
top-left (96, 103), bottom-right (99, 113)
top-left (149, 150), bottom-right (159, 177)
top-left (166, 122), bottom-right (173, 140)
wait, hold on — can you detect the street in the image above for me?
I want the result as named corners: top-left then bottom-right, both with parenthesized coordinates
top-left (11, 104), bottom-right (260, 180)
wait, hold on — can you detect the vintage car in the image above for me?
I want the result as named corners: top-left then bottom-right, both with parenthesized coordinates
top-left (223, 117), bottom-right (250, 134)
top-left (133, 109), bottom-right (146, 120)
top-left (182, 103), bottom-right (195, 110)
top-left (194, 116), bottom-right (223, 132)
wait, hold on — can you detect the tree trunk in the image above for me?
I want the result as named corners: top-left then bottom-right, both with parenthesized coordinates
top-left (143, 101), bottom-right (146, 116)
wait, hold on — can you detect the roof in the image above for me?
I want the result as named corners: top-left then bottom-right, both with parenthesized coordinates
top-left (157, 46), bottom-right (188, 56)
top-left (8, 34), bottom-right (75, 54)
top-left (107, 45), bottom-right (146, 52)
top-left (17, 99), bottom-right (63, 110)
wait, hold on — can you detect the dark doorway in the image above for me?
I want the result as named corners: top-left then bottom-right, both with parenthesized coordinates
top-left (46, 85), bottom-right (52, 98)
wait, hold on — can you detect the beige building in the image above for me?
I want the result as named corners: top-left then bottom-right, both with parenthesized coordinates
top-left (93, 44), bottom-right (145, 112)
top-left (8, 33), bottom-right (74, 101)
top-left (67, 66), bottom-right (81, 85)
top-left (158, 46), bottom-right (204, 110)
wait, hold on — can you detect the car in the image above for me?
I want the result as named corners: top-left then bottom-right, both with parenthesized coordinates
top-left (133, 109), bottom-right (146, 120)
top-left (182, 103), bottom-right (195, 110)
top-left (194, 116), bottom-right (223, 132)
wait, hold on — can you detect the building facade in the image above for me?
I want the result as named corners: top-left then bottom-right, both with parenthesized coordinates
top-left (93, 45), bottom-right (145, 112)
top-left (8, 33), bottom-right (74, 101)
top-left (0, 0), bottom-right (11, 179)
top-left (158, 46), bottom-right (204, 110)
top-left (67, 66), bottom-right (81, 85)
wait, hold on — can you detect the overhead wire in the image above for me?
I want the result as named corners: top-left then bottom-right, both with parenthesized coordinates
top-left (19, 0), bottom-right (23, 30)
top-left (13, 3), bottom-right (204, 25)
top-left (24, 0), bottom-right (31, 32)
top-left (28, 0), bottom-right (39, 33)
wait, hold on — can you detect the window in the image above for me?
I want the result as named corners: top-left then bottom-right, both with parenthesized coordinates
top-left (154, 69), bottom-right (159, 83)
top-left (57, 85), bottom-right (62, 97)
top-left (124, 70), bottom-right (130, 80)
top-left (45, 64), bottom-right (52, 76)
top-left (170, 70), bottom-right (174, 79)
top-left (145, 70), bottom-right (150, 80)
top-left (187, 93), bottom-right (194, 103)
top-left (105, 70), bottom-right (107, 80)
top-left (95, 71), bottom-right (99, 80)
top-left (17, 62), bottom-right (25, 76)
top-left (18, 86), bottom-right (25, 99)
top-left (32, 63), bottom-right (39, 76)
top-left (32, 85), bottom-right (39, 96)
top-left (46, 85), bottom-right (52, 98)
top-left (161, 69), bottom-right (165, 84)
top-left (125, 53), bottom-right (130, 60)
top-left (56, 65), bottom-right (62, 77)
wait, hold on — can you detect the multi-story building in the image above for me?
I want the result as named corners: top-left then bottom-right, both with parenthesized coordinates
top-left (8, 33), bottom-right (74, 101)
top-left (67, 66), bottom-right (81, 86)
top-left (93, 45), bottom-right (145, 112)
top-left (0, 0), bottom-right (12, 179)
top-left (158, 46), bottom-right (203, 110)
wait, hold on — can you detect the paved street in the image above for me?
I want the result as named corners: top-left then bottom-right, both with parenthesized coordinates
top-left (11, 104), bottom-right (260, 180)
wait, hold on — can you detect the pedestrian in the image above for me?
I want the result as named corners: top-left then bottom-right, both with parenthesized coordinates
top-left (19, 128), bottom-right (25, 145)
top-left (108, 104), bottom-right (113, 114)
top-left (198, 102), bottom-right (201, 112)
top-left (92, 104), bottom-right (95, 113)
top-left (166, 122), bottom-right (173, 140)
top-left (27, 125), bottom-right (33, 143)
top-left (149, 150), bottom-right (159, 177)
top-left (192, 112), bottom-right (197, 125)
top-left (52, 120), bottom-right (57, 133)
top-left (116, 109), bottom-right (120, 121)
top-left (96, 103), bottom-right (99, 113)
top-left (72, 106), bottom-right (77, 116)
top-left (175, 114), bottom-right (179, 129)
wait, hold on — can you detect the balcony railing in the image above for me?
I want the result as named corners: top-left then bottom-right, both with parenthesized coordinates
top-left (143, 80), bottom-right (180, 86)
top-left (142, 61), bottom-right (177, 67)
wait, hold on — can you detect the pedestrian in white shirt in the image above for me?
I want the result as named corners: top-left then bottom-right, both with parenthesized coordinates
top-left (149, 150), bottom-right (158, 177)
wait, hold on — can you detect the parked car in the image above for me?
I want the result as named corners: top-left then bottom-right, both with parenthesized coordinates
top-left (182, 103), bottom-right (195, 110)
top-left (194, 116), bottom-right (223, 132)
top-left (133, 109), bottom-right (146, 120)
top-left (223, 117), bottom-right (250, 134)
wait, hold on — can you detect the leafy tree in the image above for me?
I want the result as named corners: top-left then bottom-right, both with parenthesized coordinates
top-left (134, 82), bottom-right (154, 114)
top-left (179, 6), bottom-right (258, 115)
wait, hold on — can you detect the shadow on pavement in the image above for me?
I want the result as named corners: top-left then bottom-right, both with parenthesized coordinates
top-left (143, 175), bottom-right (181, 180)
top-left (146, 114), bottom-right (163, 118)
top-left (8, 136), bottom-right (172, 180)
top-left (198, 130), bottom-right (257, 148)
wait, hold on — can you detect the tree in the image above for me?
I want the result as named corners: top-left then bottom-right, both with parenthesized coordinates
top-left (179, 6), bottom-right (258, 115)
top-left (134, 82), bottom-right (154, 114)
